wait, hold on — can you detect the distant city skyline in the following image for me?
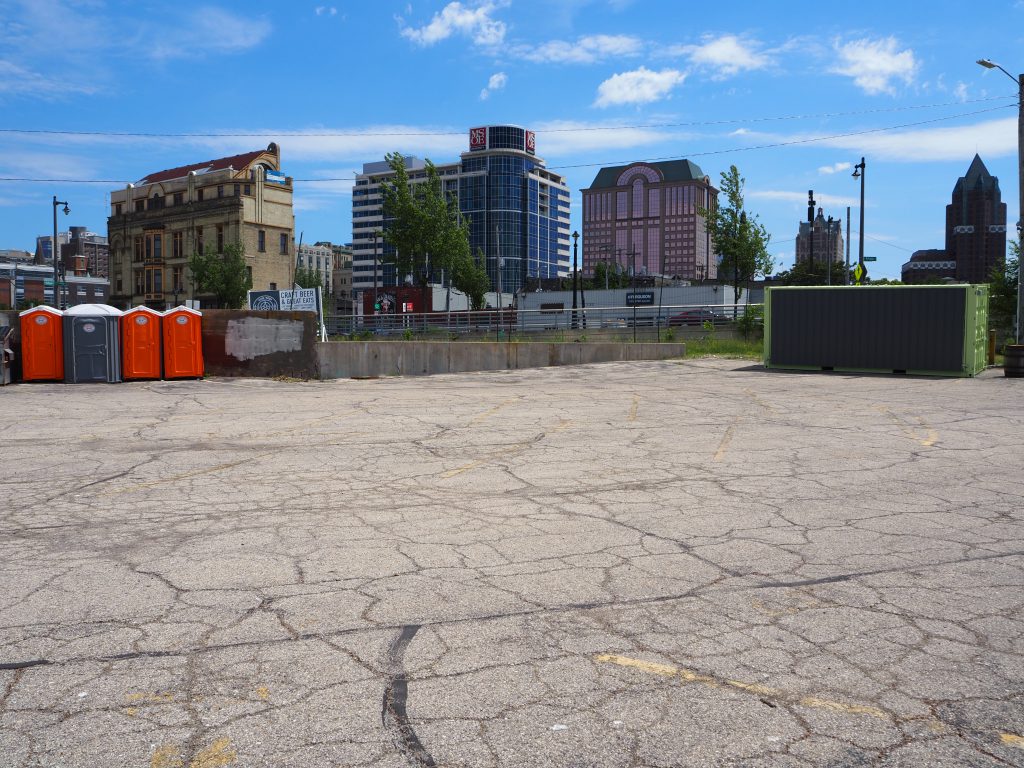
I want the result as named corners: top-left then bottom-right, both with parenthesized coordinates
top-left (0, 0), bottom-right (1018, 281)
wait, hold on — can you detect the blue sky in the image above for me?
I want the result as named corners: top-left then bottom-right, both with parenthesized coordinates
top-left (0, 0), bottom-right (1020, 279)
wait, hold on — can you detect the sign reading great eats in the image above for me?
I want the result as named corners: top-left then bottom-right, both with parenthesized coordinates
top-left (469, 127), bottom-right (487, 151)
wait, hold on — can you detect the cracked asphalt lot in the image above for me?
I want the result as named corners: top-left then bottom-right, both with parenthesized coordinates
top-left (1, 358), bottom-right (1023, 767)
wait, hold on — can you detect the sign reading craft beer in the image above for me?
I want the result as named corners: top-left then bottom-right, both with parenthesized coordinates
top-left (469, 126), bottom-right (487, 151)
top-left (525, 130), bottom-right (536, 154)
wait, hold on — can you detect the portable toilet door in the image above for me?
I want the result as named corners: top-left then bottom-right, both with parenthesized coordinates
top-left (163, 306), bottom-right (203, 378)
top-left (19, 306), bottom-right (64, 381)
top-left (62, 304), bottom-right (123, 383)
top-left (121, 306), bottom-right (163, 380)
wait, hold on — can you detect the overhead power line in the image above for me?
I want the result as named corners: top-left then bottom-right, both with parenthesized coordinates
top-left (0, 96), bottom-right (1014, 139)
top-left (0, 104), bottom-right (1014, 185)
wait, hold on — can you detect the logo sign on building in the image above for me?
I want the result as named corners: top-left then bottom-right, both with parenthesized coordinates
top-left (469, 127), bottom-right (487, 151)
top-left (625, 291), bottom-right (655, 306)
top-left (525, 130), bottom-right (536, 154)
top-left (265, 169), bottom-right (287, 185)
top-left (248, 291), bottom-right (282, 311)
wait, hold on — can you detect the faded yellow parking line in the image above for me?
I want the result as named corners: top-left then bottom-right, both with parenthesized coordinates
top-left (628, 395), bottom-right (640, 422)
top-left (877, 406), bottom-right (938, 448)
top-left (100, 453), bottom-right (274, 497)
top-left (1002, 733), bottom-right (1024, 749)
top-left (713, 420), bottom-right (738, 462)
top-left (594, 653), bottom-right (888, 720)
top-left (469, 397), bottom-right (518, 425)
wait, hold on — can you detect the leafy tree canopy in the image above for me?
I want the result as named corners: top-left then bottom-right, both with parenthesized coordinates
top-left (187, 242), bottom-right (252, 309)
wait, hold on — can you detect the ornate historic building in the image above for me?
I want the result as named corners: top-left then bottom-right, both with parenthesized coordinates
top-left (106, 143), bottom-right (295, 308)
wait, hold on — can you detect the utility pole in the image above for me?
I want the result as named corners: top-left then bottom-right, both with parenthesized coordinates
top-left (853, 158), bottom-right (867, 283)
top-left (845, 206), bottom-right (851, 285)
top-left (571, 231), bottom-right (579, 329)
top-left (827, 216), bottom-right (834, 286)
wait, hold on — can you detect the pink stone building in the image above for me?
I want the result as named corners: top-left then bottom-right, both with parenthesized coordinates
top-left (581, 160), bottom-right (718, 280)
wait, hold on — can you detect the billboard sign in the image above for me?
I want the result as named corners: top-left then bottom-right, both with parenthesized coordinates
top-left (525, 130), bottom-right (536, 154)
top-left (265, 169), bottom-right (287, 185)
top-left (469, 127), bottom-right (487, 151)
top-left (247, 288), bottom-right (318, 312)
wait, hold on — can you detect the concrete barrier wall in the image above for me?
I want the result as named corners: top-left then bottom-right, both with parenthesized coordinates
top-left (202, 310), bottom-right (319, 379)
top-left (316, 341), bottom-right (686, 379)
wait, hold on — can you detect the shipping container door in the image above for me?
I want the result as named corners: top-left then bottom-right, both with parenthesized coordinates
top-left (72, 317), bottom-right (108, 382)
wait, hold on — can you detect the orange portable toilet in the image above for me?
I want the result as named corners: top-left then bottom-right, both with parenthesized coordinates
top-left (162, 306), bottom-right (203, 379)
top-left (121, 306), bottom-right (163, 380)
top-left (19, 306), bottom-right (64, 381)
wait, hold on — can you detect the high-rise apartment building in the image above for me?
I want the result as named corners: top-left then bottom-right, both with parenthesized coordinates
top-left (795, 208), bottom-right (844, 267)
top-left (902, 155), bottom-right (1007, 284)
top-left (581, 160), bottom-right (718, 280)
top-left (352, 125), bottom-right (571, 295)
top-left (60, 226), bottom-right (109, 278)
top-left (107, 143), bottom-right (295, 309)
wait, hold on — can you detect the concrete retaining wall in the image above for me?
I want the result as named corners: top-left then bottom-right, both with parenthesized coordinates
top-left (202, 310), bottom-right (319, 379)
top-left (316, 341), bottom-right (686, 379)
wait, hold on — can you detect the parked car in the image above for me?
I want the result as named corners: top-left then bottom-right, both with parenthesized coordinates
top-left (667, 308), bottom-right (727, 327)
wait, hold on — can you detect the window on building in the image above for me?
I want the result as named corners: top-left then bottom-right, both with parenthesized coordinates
top-left (258, 230), bottom-right (266, 252)
top-left (243, 184), bottom-right (251, 195)
top-left (115, 203), bottom-right (123, 216)
top-left (172, 231), bottom-right (183, 259)
top-left (217, 185), bottom-right (224, 198)
top-left (116, 277), bottom-right (123, 293)
top-left (280, 233), bottom-right (288, 255)
top-left (172, 266), bottom-right (183, 292)
top-left (632, 178), bottom-right (644, 218)
top-left (134, 270), bottom-right (144, 294)
top-left (134, 199), bottom-right (145, 212)
top-left (616, 191), bottom-right (628, 220)
top-left (134, 237), bottom-right (143, 261)
top-left (196, 226), bottom-right (204, 254)
top-left (173, 192), bottom-right (183, 206)
top-left (233, 184), bottom-right (240, 196)
top-left (198, 189), bottom-right (204, 202)
top-left (268, 280), bottom-right (275, 290)
top-left (216, 224), bottom-right (224, 253)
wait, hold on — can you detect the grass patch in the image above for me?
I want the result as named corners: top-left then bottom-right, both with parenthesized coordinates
top-left (684, 337), bottom-right (763, 360)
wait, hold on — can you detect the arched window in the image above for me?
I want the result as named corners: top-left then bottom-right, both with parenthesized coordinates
top-left (632, 177), bottom-right (644, 218)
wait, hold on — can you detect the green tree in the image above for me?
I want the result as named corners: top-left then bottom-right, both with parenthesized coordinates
top-left (380, 152), bottom-right (482, 305)
top-left (990, 239), bottom-right (1020, 347)
top-left (592, 260), bottom-right (629, 289)
top-left (775, 259), bottom-right (850, 286)
top-left (453, 248), bottom-right (491, 310)
top-left (700, 166), bottom-right (774, 306)
top-left (293, 266), bottom-right (323, 289)
top-left (187, 242), bottom-right (252, 308)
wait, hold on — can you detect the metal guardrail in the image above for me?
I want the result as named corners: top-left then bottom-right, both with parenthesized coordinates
top-left (324, 304), bottom-right (763, 341)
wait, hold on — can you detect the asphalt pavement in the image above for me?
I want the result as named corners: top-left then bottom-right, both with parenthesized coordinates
top-left (1, 359), bottom-right (1022, 767)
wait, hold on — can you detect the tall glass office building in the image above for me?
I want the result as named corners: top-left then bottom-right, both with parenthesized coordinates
top-left (352, 125), bottom-right (571, 296)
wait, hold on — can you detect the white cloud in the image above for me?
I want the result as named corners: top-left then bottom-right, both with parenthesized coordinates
top-left (530, 120), bottom-right (692, 157)
top-left (515, 34), bottom-right (643, 64)
top-left (829, 37), bottom-right (918, 96)
top-left (398, 1), bottom-right (506, 47)
top-left (953, 82), bottom-right (969, 102)
top-left (146, 8), bottom-right (272, 60)
top-left (479, 71), bottom-right (507, 100)
top-left (315, 6), bottom-right (338, 16)
top-left (735, 116), bottom-right (1015, 162)
top-left (594, 67), bottom-right (686, 108)
top-left (0, 59), bottom-right (98, 98)
top-left (673, 34), bottom-right (771, 78)
top-left (818, 162), bottom-right (852, 175)
top-left (748, 189), bottom-right (859, 207)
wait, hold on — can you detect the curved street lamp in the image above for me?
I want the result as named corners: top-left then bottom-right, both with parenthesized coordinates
top-left (977, 58), bottom-right (1023, 343)
top-left (52, 196), bottom-right (70, 308)
top-left (851, 159), bottom-right (866, 284)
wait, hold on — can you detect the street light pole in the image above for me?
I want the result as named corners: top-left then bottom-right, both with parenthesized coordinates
top-left (372, 229), bottom-right (380, 318)
top-left (977, 58), bottom-right (1023, 343)
top-left (852, 158), bottom-right (866, 283)
top-left (52, 196), bottom-right (69, 309)
top-left (571, 231), bottom-right (579, 329)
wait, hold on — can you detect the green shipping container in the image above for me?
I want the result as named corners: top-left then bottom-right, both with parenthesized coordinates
top-left (764, 285), bottom-right (988, 377)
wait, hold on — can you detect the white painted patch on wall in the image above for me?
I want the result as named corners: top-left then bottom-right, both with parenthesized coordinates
top-left (224, 318), bottom-right (304, 361)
